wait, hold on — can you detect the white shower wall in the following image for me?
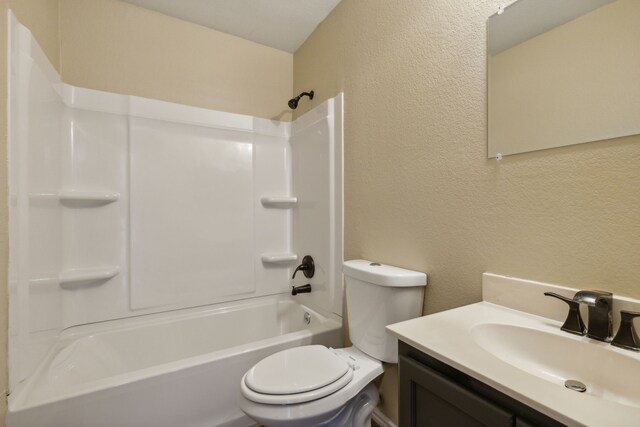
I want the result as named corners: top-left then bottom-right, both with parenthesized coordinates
top-left (290, 100), bottom-right (344, 320)
top-left (8, 13), bottom-right (343, 391)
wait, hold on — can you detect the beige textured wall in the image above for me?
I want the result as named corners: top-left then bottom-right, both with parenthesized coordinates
top-left (294, 0), bottom-right (640, 422)
top-left (8, 0), bottom-right (60, 71)
top-left (59, 0), bottom-right (293, 120)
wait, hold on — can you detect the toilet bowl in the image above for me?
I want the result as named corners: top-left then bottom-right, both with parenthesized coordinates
top-left (238, 260), bottom-right (427, 427)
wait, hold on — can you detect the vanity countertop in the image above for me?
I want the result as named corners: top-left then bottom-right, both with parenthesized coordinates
top-left (387, 274), bottom-right (640, 427)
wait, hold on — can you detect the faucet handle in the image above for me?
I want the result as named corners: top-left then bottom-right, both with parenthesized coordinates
top-left (544, 292), bottom-right (586, 336)
top-left (611, 310), bottom-right (640, 351)
top-left (292, 255), bottom-right (315, 279)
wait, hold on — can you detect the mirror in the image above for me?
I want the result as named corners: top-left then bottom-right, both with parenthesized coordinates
top-left (487, 0), bottom-right (640, 157)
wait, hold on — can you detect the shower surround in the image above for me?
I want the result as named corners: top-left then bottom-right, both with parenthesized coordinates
top-left (7, 13), bottom-right (343, 427)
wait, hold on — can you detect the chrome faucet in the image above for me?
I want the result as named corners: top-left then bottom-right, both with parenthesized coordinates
top-left (573, 290), bottom-right (613, 342)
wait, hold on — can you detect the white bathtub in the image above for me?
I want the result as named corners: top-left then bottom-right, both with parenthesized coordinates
top-left (7, 295), bottom-right (342, 427)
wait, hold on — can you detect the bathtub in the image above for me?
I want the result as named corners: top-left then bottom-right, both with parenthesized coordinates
top-left (7, 295), bottom-right (342, 427)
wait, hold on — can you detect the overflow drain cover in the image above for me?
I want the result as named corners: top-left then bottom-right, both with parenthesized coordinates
top-left (564, 380), bottom-right (587, 393)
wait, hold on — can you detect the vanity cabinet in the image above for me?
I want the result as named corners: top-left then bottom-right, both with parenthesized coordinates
top-left (398, 341), bottom-right (565, 427)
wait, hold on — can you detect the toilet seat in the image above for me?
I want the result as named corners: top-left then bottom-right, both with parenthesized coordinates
top-left (241, 369), bottom-right (353, 405)
top-left (238, 346), bottom-right (385, 427)
top-left (241, 345), bottom-right (355, 405)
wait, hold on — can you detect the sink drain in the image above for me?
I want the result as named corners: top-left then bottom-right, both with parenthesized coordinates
top-left (565, 379), bottom-right (587, 393)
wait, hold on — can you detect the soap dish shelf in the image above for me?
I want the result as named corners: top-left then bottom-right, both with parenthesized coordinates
top-left (260, 196), bottom-right (297, 209)
top-left (59, 190), bottom-right (120, 206)
top-left (59, 266), bottom-right (120, 288)
top-left (261, 253), bottom-right (298, 264)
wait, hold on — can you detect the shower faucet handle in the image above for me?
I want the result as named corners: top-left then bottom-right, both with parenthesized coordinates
top-left (544, 292), bottom-right (586, 336)
top-left (292, 255), bottom-right (315, 279)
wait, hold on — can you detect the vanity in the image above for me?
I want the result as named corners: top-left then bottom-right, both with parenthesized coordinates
top-left (387, 273), bottom-right (640, 427)
top-left (397, 341), bottom-right (561, 427)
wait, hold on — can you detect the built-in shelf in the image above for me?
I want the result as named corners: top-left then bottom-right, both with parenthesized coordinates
top-left (260, 196), bottom-right (297, 209)
top-left (261, 253), bottom-right (298, 264)
top-left (59, 190), bottom-right (120, 206)
top-left (59, 266), bottom-right (120, 288)
top-left (29, 191), bottom-right (120, 205)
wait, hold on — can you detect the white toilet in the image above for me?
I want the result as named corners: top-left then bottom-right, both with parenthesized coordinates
top-left (238, 260), bottom-right (427, 427)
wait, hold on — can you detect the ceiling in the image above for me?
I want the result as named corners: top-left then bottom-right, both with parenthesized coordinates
top-left (120, 0), bottom-right (342, 53)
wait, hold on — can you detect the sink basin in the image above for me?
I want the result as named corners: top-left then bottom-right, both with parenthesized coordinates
top-left (471, 323), bottom-right (640, 409)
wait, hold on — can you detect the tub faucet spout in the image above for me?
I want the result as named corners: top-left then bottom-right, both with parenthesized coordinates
top-left (292, 284), bottom-right (312, 295)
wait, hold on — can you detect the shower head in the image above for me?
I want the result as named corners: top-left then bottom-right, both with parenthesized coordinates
top-left (288, 91), bottom-right (314, 109)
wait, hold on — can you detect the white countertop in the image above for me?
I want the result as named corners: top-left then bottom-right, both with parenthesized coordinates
top-left (386, 276), bottom-right (640, 427)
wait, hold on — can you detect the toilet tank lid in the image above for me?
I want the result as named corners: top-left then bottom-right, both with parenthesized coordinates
top-left (343, 260), bottom-right (427, 287)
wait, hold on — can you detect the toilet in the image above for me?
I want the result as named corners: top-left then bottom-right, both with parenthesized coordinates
top-left (238, 260), bottom-right (427, 427)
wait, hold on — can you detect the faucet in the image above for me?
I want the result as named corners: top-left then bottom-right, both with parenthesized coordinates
top-left (573, 290), bottom-right (613, 342)
top-left (292, 255), bottom-right (315, 279)
top-left (291, 256), bottom-right (314, 296)
top-left (291, 284), bottom-right (312, 295)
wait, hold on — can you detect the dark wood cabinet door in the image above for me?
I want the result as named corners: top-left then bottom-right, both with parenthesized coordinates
top-left (399, 355), bottom-right (514, 427)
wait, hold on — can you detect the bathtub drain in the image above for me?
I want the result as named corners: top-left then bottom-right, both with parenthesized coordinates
top-left (304, 312), bottom-right (311, 325)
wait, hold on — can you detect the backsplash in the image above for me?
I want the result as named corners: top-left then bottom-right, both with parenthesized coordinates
top-left (483, 273), bottom-right (640, 331)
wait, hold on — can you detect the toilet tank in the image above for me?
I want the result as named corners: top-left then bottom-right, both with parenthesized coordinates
top-left (343, 260), bottom-right (427, 363)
